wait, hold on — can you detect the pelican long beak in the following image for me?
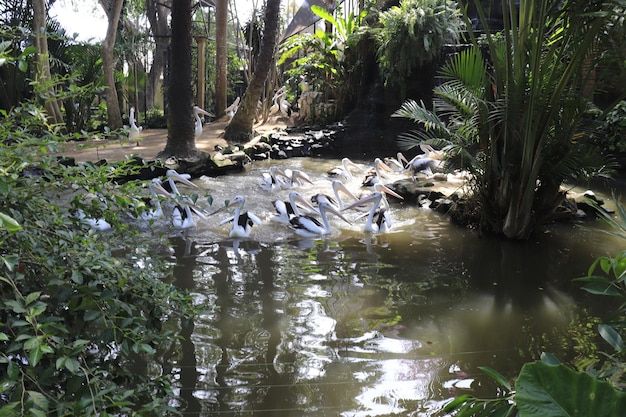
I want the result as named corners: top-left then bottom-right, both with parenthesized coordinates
top-left (324, 204), bottom-right (352, 224)
top-left (292, 170), bottom-right (314, 185)
top-left (341, 193), bottom-right (379, 211)
top-left (208, 200), bottom-right (233, 216)
top-left (292, 194), bottom-right (317, 213)
top-left (375, 158), bottom-right (394, 173)
top-left (167, 170), bottom-right (197, 188)
top-left (194, 106), bottom-right (214, 117)
top-left (332, 180), bottom-right (358, 201)
top-left (376, 184), bottom-right (404, 200)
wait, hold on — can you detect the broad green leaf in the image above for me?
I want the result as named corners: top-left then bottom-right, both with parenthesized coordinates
top-left (0, 212), bottom-right (21, 232)
top-left (516, 361), bottom-right (626, 417)
top-left (540, 352), bottom-right (561, 365)
top-left (27, 390), bottom-right (49, 410)
top-left (479, 366), bottom-right (511, 391)
top-left (598, 324), bottom-right (624, 353)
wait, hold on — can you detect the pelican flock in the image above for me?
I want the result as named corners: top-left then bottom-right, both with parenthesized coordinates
top-left (74, 142), bottom-right (453, 240)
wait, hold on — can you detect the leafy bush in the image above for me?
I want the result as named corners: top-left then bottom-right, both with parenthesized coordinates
top-left (591, 101), bottom-right (626, 154)
top-left (376, 0), bottom-right (463, 90)
top-left (0, 104), bottom-right (197, 416)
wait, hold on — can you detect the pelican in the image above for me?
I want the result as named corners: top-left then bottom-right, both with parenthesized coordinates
top-left (342, 185), bottom-right (404, 233)
top-left (211, 195), bottom-right (262, 238)
top-left (311, 180), bottom-right (359, 211)
top-left (194, 105), bottom-right (213, 139)
top-left (327, 157), bottom-right (361, 182)
top-left (404, 155), bottom-right (440, 179)
top-left (289, 200), bottom-right (351, 238)
top-left (271, 191), bottom-right (316, 224)
top-left (74, 209), bottom-right (112, 231)
top-left (160, 169), bottom-right (197, 195)
top-left (384, 152), bottom-right (408, 172)
top-left (259, 166), bottom-right (287, 191)
top-left (279, 168), bottom-right (314, 189)
top-left (225, 97), bottom-right (240, 120)
top-left (269, 87), bottom-right (286, 116)
top-left (133, 178), bottom-right (170, 221)
top-left (419, 144), bottom-right (445, 160)
top-left (128, 106), bottom-right (142, 145)
top-left (361, 158), bottom-right (394, 188)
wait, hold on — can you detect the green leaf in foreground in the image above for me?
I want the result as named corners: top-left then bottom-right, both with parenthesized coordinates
top-left (516, 361), bottom-right (626, 417)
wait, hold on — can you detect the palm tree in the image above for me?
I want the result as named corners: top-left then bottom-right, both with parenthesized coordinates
top-left (158, 0), bottom-right (196, 158)
top-left (100, 0), bottom-right (124, 130)
top-left (224, 0), bottom-right (281, 144)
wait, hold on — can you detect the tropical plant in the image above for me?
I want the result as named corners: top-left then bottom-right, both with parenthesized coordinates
top-left (0, 104), bottom-right (198, 416)
top-left (376, 0), bottom-right (463, 94)
top-left (394, 0), bottom-right (620, 239)
top-left (391, 46), bottom-right (489, 171)
top-left (277, 2), bottom-right (371, 119)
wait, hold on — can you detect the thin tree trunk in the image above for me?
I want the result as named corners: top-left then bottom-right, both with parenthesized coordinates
top-left (215, 0), bottom-right (228, 118)
top-left (100, 0), bottom-right (124, 130)
top-left (158, 0), bottom-right (197, 159)
top-left (32, 0), bottom-right (63, 124)
top-left (224, 0), bottom-right (282, 143)
top-left (146, 0), bottom-right (171, 110)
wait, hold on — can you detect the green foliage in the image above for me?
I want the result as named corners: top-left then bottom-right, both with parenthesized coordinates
top-left (591, 101), bottom-right (626, 153)
top-left (516, 360), bottom-right (626, 417)
top-left (0, 105), bottom-right (197, 415)
top-left (376, 0), bottom-right (463, 89)
top-left (277, 2), bottom-right (372, 118)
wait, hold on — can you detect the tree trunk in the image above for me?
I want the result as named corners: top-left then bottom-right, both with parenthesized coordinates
top-left (215, 0), bottom-right (228, 118)
top-left (100, 0), bottom-right (124, 130)
top-left (146, 0), bottom-right (171, 110)
top-left (224, 0), bottom-right (282, 144)
top-left (158, 0), bottom-right (197, 159)
top-left (32, 0), bottom-right (63, 124)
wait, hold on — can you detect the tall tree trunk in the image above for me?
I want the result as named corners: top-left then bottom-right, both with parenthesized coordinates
top-left (32, 0), bottom-right (63, 124)
top-left (215, 0), bottom-right (228, 118)
top-left (158, 0), bottom-right (196, 159)
top-left (224, 0), bottom-right (281, 144)
top-left (146, 0), bottom-right (171, 110)
top-left (100, 0), bottom-right (124, 130)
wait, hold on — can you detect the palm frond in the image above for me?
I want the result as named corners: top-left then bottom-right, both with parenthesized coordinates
top-left (392, 99), bottom-right (448, 133)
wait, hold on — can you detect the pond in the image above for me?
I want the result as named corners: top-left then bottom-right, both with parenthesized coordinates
top-left (153, 158), bottom-right (623, 416)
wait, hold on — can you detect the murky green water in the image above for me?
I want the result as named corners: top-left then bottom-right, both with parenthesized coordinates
top-left (153, 158), bottom-right (623, 416)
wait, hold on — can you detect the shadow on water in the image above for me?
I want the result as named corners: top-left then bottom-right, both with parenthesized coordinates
top-left (154, 158), bottom-right (624, 417)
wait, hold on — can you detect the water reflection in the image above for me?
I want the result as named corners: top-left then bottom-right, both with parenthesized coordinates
top-left (157, 158), bottom-right (623, 416)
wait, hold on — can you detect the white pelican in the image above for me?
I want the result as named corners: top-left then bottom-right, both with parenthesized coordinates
top-left (128, 106), bottom-right (142, 145)
top-left (342, 185), bottom-right (403, 233)
top-left (419, 144), bottom-right (445, 160)
top-left (361, 158), bottom-right (394, 188)
top-left (194, 105), bottom-right (213, 139)
top-left (327, 157), bottom-right (362, 182)
top-left (311, 180), bottom-right (359, 211)
top-left (160, 169), bottom-right (197, 195)
top-left (225, 97), bottom-right (240, 120)
top-left (74, 209), bottom-right (112, 231)
top-left (279, 168), bottom-right (313, 189)
top-left (133, 178), bottom-right (170, 221)
top-left (269, 87), bottom-right (286, 116)
top-left (259, 166), bottom-right (287, 191)
top-left (404, 155), bottom-right (441, 179)
top-left (271, 191), bottom-right (316, 224)
top-left (211, 195), bottom-right (262, 238)
top-left (384, 152), bottom-right (408, 172)
top-left (289, 200), bottom-right (351, 238)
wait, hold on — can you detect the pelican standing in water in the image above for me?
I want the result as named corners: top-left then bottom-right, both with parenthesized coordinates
top-left (194, 105), bottom-right (213, 139)
top-left (327, 157), bottom-right (362, 183)
top-left (271, 191), bottom-right (316, 224)
top-left (343, 184), bottom-right (404, 233)
top-left (259, 166), bottom-right (287, 191)
top-left (361, 158), bottom-right (394, 188)
top-left (171, 202), bottom-right (206, 229)
top-left (311, 180), bottom-right (359, 211)
top-left (289, 200), bottom-right (352, 238)
top-left (211, 195), bottom-right (262, 238)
